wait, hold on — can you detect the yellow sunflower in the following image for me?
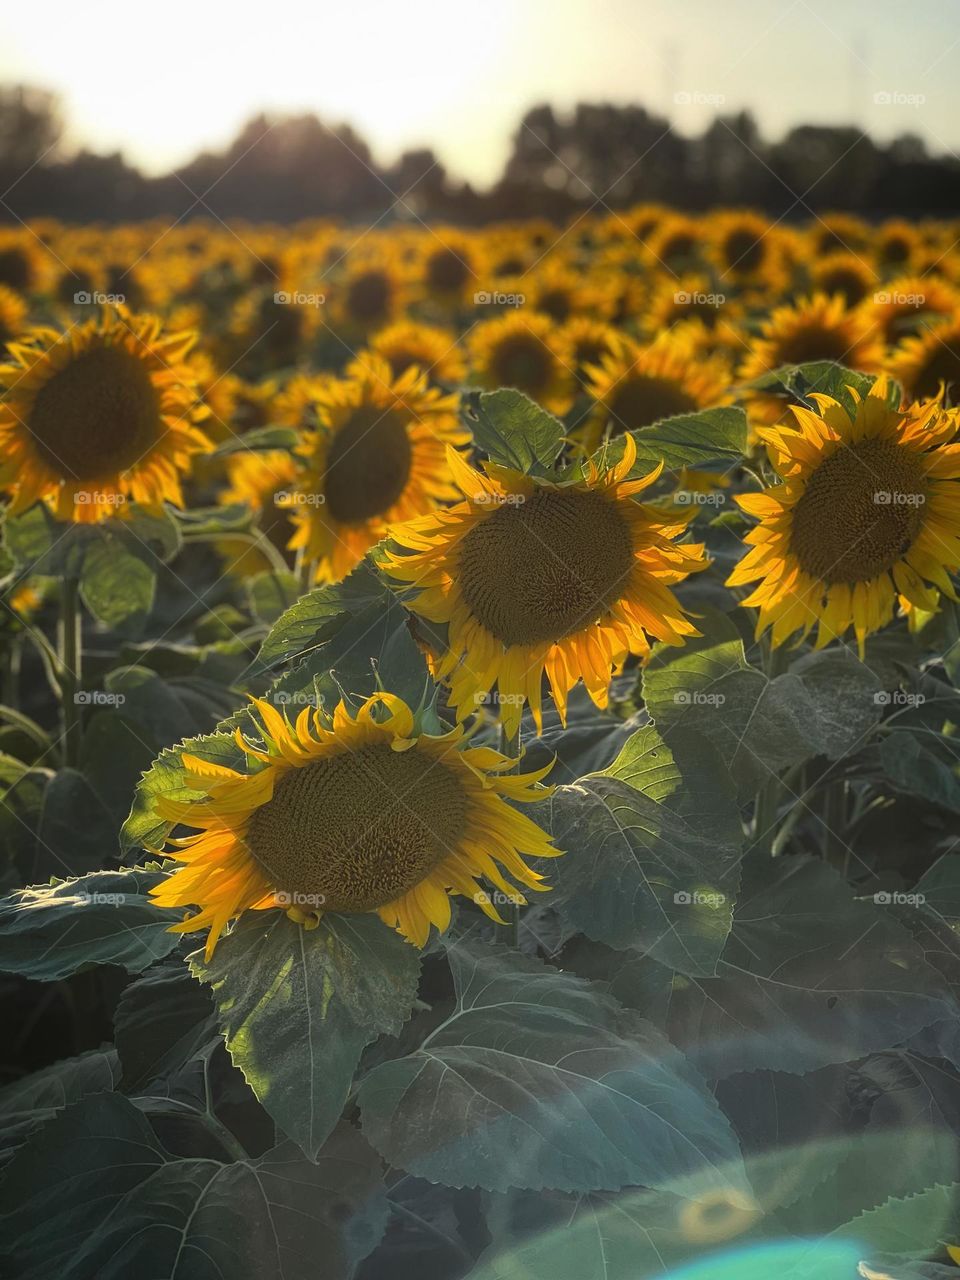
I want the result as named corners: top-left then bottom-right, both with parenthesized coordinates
top-left (419, 229), bottom-right (485, 305)
top-left (555, 316), bottom-right (622, 386)
top-left (728, 374), bottom-right (960, 654)
top-left (583, 335), bottom-right (729, 450)
top-left (809, 252), bottom-right (878, 307)
top-left (216, 449), bottom-right (300, 578)
top-left (363, 320), bottom-right (466, 385)
top-left (285, 356), bottom-right (467, 582)
top-left (467, 310), bottom-right (574, 414)
top-left (334, 253), bottom-right (409, 333)
top-left (0, 307), bottom-right (210, 523)
top-left (0, 285), bottom-right (27, 354)
top-left (861, 275), bottom-right (958, 345)
top-left (706, 210), bottom-right (786, 287)
top-left (384, 435), bottom-right (708, 738)
top-left (149, 691), bottom-right (558, 956)
top-left (888, 317), bottom-right (960, 404)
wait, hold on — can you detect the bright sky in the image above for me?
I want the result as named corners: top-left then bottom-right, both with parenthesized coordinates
top-left (0, 0), bottom-right (957, 186)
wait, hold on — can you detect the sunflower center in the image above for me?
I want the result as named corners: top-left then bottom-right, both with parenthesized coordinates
top-left (910, 339), bottom-right (960, 402)
top-left (773, 324), bottom-right (852, 366)
top-left (789, 437), bottom-right (926, 584)
top-left (723, 230), bottom-right (765, 272)
top-left (606, 375), bottom-right (698, 434)
top-left (323, 406), bottom-right (412, 524)
top-left (28, 344), bottom-right (163, 479)
top-left (347, 271), bottom-right (391, 324)
top-left (246, 743), bottom-right (467, 911)
top-left (489, 333), bottom-right (554, 398)
top-left (427, 249), bottom-right (470, 294)
top-left (458, 487), bottom-right (635, 645)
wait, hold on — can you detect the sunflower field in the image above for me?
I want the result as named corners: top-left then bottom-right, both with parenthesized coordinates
top-left (3, 208), bottom-right (960, 1279)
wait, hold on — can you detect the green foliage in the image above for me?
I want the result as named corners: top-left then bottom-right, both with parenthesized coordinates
top-left (600, 405), bottom-right (749, 472)
top-left (463, 388), bottom-right (566, 476)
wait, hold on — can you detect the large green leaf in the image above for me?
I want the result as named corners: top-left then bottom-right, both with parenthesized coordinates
top-left (79, 534), bottom-right (156, 632)
top-left (642, 611), bottom-right (881, 795)
top-left (192, 911), bottom-right (420, 1159)
top-left (0, 1049), bottom-right (119, 1168)
top-left (115, 956), bottom-right (217, 1091)
top-left (0, 1091), bottom-right (387, 1280)
top-left (0, 866), bottom-right (183, 980)
top-left (664, 857), bottom-right (953, 1077)
top-left (599, 405), bottom-right (748, 473)
top-left (547, 725), bottom-right (742, 974)
top-left (464, 389), bottom-right (566, 477)
top-left (359, 940), bottom-right (746, 1193)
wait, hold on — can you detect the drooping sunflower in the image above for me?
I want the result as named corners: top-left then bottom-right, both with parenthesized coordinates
top-left (285, 356), bottom-right (468, 582)
top-left (728, 374), bottom-right (960, 654)
top-left (467, 310), bottom-right (574, 414)
top-left (384, 435), bottom-right (708, 738)
top-left (0, 307), bottom-right (210, 522)
top-left (583, 335), bottom-right (729, 450)
top-left (888, 317), bottom-right (960, 404)
top-left (149, 691), bottom-right (558, 956)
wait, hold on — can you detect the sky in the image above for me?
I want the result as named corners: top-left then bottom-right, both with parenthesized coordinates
top-left (0, 0), bottom-right (957, 187)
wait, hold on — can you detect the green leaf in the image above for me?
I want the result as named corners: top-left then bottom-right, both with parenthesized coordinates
top-left (191, 911), bottom-right (420, 1159)
top-left (0, 1049), bottom-right (120, 1168)
top-left (0, 866), bottom-right (183, 980)
top-left (212, 424), bottom-right (299, 456)
top-left (79, 535), bottom-right (156, 632)
top-left (1, 1092), bottom-right (388, 1280)
top-left (642, 610), bottom-right (881, 796)
top-left (359, 940), bottom-right (746, 1193)
top-left (246, 570), bottom-right (300, 625)
top-left (114, 957), bottom-right (217, 1091)
top-left (465, 388), bottom-right (566, 476)
top-left (916, 854), bottom-right (960, 921)
top-left (600, 405), bottom-right (748, 473)
top-left (3, 503), bottom-right (88, 576)
top-left (878, 732), bottom-right (960, 814)
top-left (664, 857), bottom-right (953, 1077)
top-left (547, 725), bottom-right (742, 974)
top-left (34, 767), bottom-right (117, 880)
top-left (172, 503), bottom-right (255, 536)
top-left (742, 362), bottom-right (900, 419)
top-left (828, 1183), bottom-right (960, 1261)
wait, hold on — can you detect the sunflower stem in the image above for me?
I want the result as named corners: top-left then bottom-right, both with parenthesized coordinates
top-left (57, 576), bottom-right (82, 768)
top-left (498, 716), bottom-right (523, 947)
top-left (822, 779), bottom-right (849, 877)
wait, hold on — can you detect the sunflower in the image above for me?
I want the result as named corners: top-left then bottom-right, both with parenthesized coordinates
top-left (808, 214), bottom-right (870, 257)
top-left (0, 285), bottom-right (27, 354)
top-left (0, 232), bottom-right (45, 294)
top-left (647, 214), bottom-right (704, 272)
top-left (861, 275), bottom-right (958, 345)
top-left (285, 356), bottom-right (467, 582)
top-left (809, 252), bottom-right (878, 306)
top-left (583, 335), bottom-right (729, 450)
top-left (364, 320), bottom-right (466, 385)
top-left (706, 210), bottom-right (786, 286)
top-left (738, 293), bottom-right (885, 426)
top-left (888, 317), bottom-right (960, 404)
top-left (555, 316), bottom-right (621, 385)
top-left (420, 229), bottom-right (485, 304)
top-left (149, 691), bottom-right (558, 956)
top-left (0, 307), bottom-right (210, 522)
top-left (728, 374), bottom-right (960, 654)
top-left (334, 253), bottom-right (408, 332)
top-left (384, 435), bottom-right (707, 737)
top-left (875, 219), bottom-right (922, 271)
top-left (467, 310), bottom-right (574, 414)
top-left (216, 449), bottom-right (300, 577)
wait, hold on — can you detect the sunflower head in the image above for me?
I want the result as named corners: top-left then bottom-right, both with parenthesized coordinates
top-left (385, 435), bottom-right (708, 736)
top-left (888, 317), bottom-right (960, 405)
top-left (149, 691), bottom-right (558, 956)
top-left (467, 310), bottom-right (573, 414)
top-left (728, 374), bottom-right (960, 654)
top-left (364, 320), bottom-right (466, 385)
top-left (0, 306), bottom-right (210, 522)
top-left (284, 356), bottom-right (468, 582)
top-left (0, 285), bottom-right (27, 354)
top-left (810, 252), bottom-right (877, 307)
